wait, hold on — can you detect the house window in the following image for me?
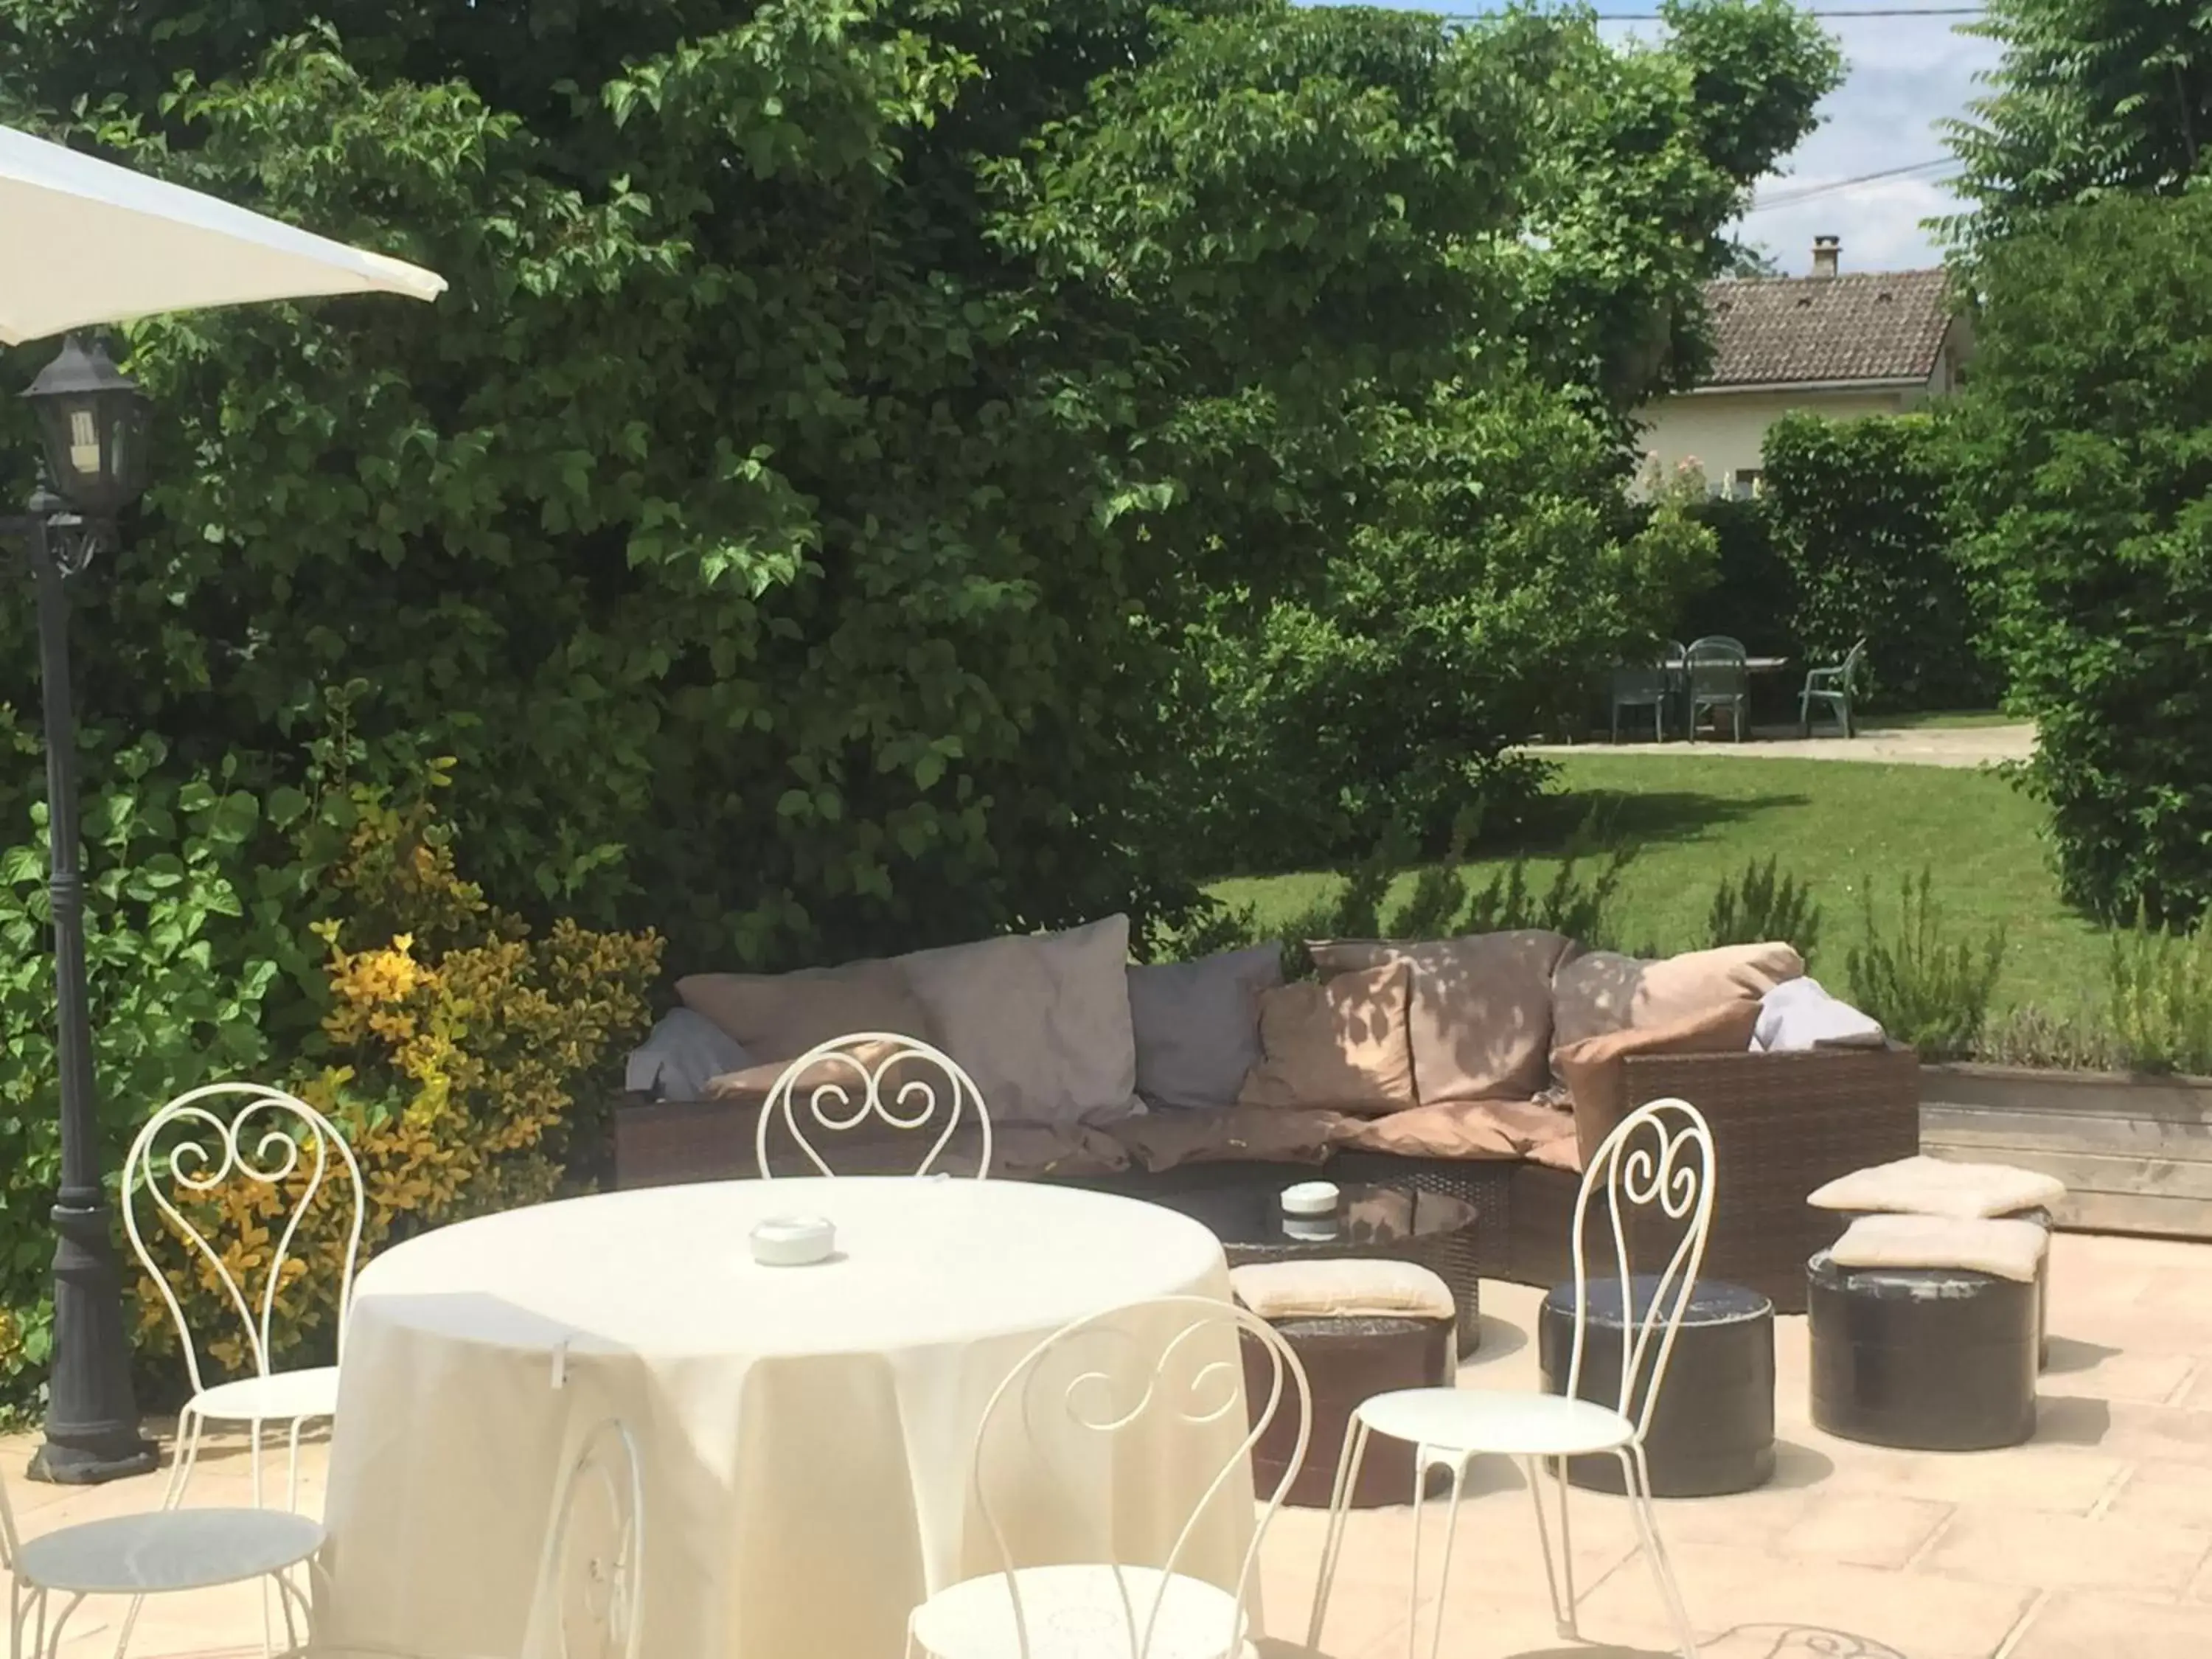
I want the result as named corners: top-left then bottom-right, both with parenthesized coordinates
top-left (1728, 468), bottom-right (1763, 501)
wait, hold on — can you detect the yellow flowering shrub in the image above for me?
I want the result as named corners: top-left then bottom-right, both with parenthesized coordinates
top-left (131, 791), bottom-right (661, 1378)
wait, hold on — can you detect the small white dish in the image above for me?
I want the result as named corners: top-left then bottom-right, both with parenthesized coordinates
top-left (1280, 1180), bottom-right (1340, 1219)
top-left (1284, 1216), bottom-right (1341, 1242)
top-left (750, 1214), bottom-right (835, 1267)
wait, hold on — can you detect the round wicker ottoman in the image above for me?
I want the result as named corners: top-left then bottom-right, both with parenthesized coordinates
top-left (1232, 1261), bottom-right (1458, 1508)
top-left (1537, 1276), bottom-right (1775, 1497)
top-left (1809, 1249), bottom-right (2038, 1450)
top-left (1835, 1203), bottom-right (2053, 1369)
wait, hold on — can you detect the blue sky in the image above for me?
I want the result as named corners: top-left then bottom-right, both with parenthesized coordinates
top-left (1301, 1), bottom-right (2000, 274)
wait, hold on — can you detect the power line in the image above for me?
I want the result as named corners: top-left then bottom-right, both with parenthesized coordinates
top-left (1746, 157), bottom-right (1960, 212)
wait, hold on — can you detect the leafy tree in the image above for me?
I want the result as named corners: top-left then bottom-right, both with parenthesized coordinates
top-left (1940, 0), bottom-right (2212, 257)
top-left (1947, 189), bottom-right (2212, 925)
top-left (0, 0), bottom-right (1845, 1400)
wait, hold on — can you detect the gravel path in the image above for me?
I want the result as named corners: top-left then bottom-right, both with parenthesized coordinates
top-left (1526, 722), bottom-right (2035, 768)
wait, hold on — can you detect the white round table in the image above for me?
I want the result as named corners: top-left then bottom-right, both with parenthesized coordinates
top-left (316, 1178), bottom-right (1243, 1658)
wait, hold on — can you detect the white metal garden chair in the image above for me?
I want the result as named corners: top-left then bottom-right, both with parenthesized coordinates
top-left (309, 1416), bottom-right (646, 1659)
top-left (124, 1082), bottom-right (366, 1513)
top-left (1307, 1098), bottom-right (1717, 1659)
top-left (0, 1453), bottom-right (323, 1659)
top-left (757, 1032), bottom-right (993, 1180)
top-left (905, 1293), bottom-right (1310, 1659)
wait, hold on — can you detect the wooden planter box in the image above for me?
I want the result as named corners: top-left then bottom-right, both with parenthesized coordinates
top-left (1920, 1062), bottom-right (2212, 1239)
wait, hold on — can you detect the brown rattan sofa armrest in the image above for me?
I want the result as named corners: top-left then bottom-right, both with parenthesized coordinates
top-left (614, 1093), bottom-right (759, 1189)
top-left (1610, 1043), bottom-right (1921, 1311)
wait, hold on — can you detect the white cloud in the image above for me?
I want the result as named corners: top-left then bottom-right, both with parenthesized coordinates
top-left (1719, 16), bottom-right (2003, 273)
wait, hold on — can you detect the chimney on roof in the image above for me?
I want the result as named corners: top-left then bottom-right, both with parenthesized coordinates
top-left (1812, 234), bottom-right (1841, 278)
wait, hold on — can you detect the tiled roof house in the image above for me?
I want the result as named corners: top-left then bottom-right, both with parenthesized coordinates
top-left (1638, 236), bottom-right (1972, 497)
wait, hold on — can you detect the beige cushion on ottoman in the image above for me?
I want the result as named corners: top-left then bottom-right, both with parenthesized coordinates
top-left (1808, 1155), bottom-right (2066, 1219)
top-left (1231, 1259), bottom-right (1458, 1323)
top-left (1830, 1214), bottom-right (2049, 1281)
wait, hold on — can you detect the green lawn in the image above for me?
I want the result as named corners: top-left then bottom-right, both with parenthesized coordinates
top-left (1211, 753), bottom-right (2101, 1015)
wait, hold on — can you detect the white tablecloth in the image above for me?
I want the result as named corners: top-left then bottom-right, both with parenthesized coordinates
top-left (316, 1178), bottom-right (1246, 1658)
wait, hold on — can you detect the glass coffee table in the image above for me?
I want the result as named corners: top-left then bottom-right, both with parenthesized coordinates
top-left (1148, 1180), bottom-right (1483, 1355)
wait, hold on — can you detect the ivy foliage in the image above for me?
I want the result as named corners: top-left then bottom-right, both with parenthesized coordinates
top-left (1947, 190), bottom-right (2212, 927)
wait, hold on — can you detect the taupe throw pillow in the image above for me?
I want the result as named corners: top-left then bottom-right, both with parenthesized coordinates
top-left (1551, 941), bottom-right (1804, 1051)
top-left (1311, 931), bottom-right (1575, 1103)
top-left (1127, 945), bottom-right (1283, 1110)
top-left (676, 959), bottom-right (934, 1064)
top-left (1553, 1000), bottom-right (1760, 1169)
top-left (1237, 964), bottom-right (1416, 1115)
top-left (896, 914), bottom-right (1141, 1126)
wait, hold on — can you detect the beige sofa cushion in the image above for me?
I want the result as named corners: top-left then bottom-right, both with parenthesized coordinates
top-left (1808, 1155), bottom-right (2066, 1219)
top-left (1343, 1099), bottom-right (1573, 1162)
top-left (1552, 942), bottom-right (1804, 1051)
top-left (1237, 964), bottom-right (1417, 1115)
top-left (1231, 1260), bottom-right (1456, 1323)
top-left (1310, 931), bottom-right (1575, 1103)
top-left (896, 914), bottom-right (1141, 1127)
top-left (1554, 1001), bottom-right (1760, 1169)
top-left (677, 959), bottom-right (934, 1063)
top-left (1109, 1107), bottom-right (1357, 1172)
top-left (1830, 1214), bottom-right (2049, 1282)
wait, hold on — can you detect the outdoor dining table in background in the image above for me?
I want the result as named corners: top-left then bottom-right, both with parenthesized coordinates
top-left (311, 1178), bottom-right (1251, 1658)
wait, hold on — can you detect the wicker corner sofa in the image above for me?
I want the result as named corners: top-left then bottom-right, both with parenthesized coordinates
top-left (613, 1042), bottom-right (1920, 1314)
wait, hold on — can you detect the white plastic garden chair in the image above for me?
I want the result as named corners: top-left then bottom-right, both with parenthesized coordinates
top-left (905, 1293), bottom-right (1310, 1659)
top-left (124, 1082), bottom-right (365, 1513)
top-left (1307, 1098), bottom-right (1717, 1659)
top-left (309, 1416), bottom-right (646, 1659)
top-left (0, 1455), bottom-right (323, 1659)
top-left (757, 1032), bottom-right (993, 1179)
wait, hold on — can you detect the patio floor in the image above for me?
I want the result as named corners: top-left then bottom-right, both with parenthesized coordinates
top-left (7, 1229), bottom-right (2212, 1658)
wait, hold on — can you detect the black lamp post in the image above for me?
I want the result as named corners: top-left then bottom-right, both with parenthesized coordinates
top-left (5, 335), bottom-right (157, 1484)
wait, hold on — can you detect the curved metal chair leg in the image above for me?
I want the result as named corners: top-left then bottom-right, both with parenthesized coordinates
top-left (1554, 1455), bottom-right (1579, 1634)
top-left (1524, 1453), bottom-right (1580, 1638)
top-left (41, 1593), bottom-right (86, 1659)
top-left (1618, 1447), bottom-right (1699, 1658)
top-left (1308, 1416), bottom-right (1374, 1650)
top-left (1421, 1456), bottom-right (1469, 1659)
top-left (159, 1408), bottom-right (203, 1510)
top-left (271, 1566), bottom-right (316, 1656)
top-left (1523, 1455), bottom-right (1568, 1634)
top-left (1405, 1447), bottom-right (1430, 1659)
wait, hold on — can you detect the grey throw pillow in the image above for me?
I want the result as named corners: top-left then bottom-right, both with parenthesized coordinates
top-left (626, 1008), bottom-right (755, 1101)
top-left (1127, 945), bottom-right (1283, 1110)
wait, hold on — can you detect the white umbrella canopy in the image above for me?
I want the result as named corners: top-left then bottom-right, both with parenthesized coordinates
top-left (1, 123), bottom-right (446, 347)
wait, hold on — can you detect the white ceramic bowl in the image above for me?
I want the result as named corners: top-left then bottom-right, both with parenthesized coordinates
top-left (750, 1214), bottom-right (835, 1267)
top-left (1279, 1180), bottom-right (1340, 1219)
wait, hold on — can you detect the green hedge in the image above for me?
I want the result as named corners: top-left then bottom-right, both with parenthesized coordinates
top-left (1759, 411), bottom-right (1994, 710)
top-left (1950, 191), bottom-right (2212, 925)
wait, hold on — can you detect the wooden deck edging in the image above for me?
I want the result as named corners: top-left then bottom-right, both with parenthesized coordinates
top-left (1920, 1060), bottom-right (2212, 1239)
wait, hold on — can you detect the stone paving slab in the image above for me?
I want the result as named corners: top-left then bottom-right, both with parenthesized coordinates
top-left (7, 1231), bottom-right (2212, 1657)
